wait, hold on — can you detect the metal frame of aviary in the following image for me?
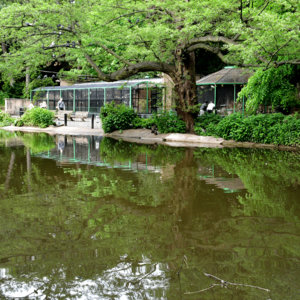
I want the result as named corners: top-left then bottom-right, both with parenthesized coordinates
top-left (31, 78), bottom-right (164, 114)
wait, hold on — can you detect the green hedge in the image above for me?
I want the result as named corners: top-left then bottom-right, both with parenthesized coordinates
top-left (196, 112), bottom-right (300, 146)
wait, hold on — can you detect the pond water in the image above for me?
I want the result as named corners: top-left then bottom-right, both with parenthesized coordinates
top-left (1, 130), bottom-right (300, 299)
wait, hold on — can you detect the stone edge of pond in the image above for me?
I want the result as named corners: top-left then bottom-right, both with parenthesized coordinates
top-left (106, 129), bottom-right (300, 151)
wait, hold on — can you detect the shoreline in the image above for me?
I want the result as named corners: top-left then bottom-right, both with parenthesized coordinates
top-left (1, 126), bottom-right (299, 151)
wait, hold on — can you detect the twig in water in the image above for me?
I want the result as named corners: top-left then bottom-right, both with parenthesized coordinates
top-left (177, 255), bottom-right (188, 275)
top-left (184, 272), bottom-right (270, 294)
top-left (185, 284), bottom-right (221, 294)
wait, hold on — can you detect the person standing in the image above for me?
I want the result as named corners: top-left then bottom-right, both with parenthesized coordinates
top-left (56, 98), bottom-right (65, 110)
top-left (207, 101), bottom-right (215, 114)
top-left (200, 101), bottom-right (208, 116)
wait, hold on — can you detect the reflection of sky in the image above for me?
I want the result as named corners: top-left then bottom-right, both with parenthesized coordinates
top-left (0, 257), bottom-right (169, 300)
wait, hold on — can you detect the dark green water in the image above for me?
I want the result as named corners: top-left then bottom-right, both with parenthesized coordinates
top-left (1, 130), bottom-right (300, 299)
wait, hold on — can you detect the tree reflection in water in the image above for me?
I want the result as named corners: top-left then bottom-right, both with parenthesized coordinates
top-left (0, 132), bottom-right (300, 299)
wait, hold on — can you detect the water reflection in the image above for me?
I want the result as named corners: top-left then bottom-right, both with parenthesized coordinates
top-left (1, 131), bottom-right (300, 299)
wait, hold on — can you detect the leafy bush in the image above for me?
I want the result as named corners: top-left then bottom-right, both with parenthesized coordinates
top-left (100, 103), bottom-right (186, 134)
top-left (198, 112), bottom-right (300, 146)
top-left (20, 107), bottom-right (55, 128)
top-left (0, 110), bottom-right (14, 127)
top-left (132, 117), bottom-right (156, 129)
top-left (194, 113), bottom-right (222, 135)
top-left (14, 118), bottom-right (24, 127)
top-left (100, 101), bottom-right (137, 133)
top-left (151, 110), bottom-right (186, 133)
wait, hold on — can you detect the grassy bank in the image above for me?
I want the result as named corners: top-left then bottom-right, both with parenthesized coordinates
top-left (195, 113), bottom-right (300, 146)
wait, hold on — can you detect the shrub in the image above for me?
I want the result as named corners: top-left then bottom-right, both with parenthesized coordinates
top-left (100, 101), bottom-right (137, 133)
top-left (151, 110), bottom-right (186, 133)
top-left (132, 117), bottom-right (156, 129)
top-left (194, 113), bottom-right (222, 135)
top-left (14, 118), bottom-right (24, 127)
top-left (0, 110), bottom-right (14, 127)
top-left (21, 107), bottom-right (55, 128)
top-left (197, 112), bottom-right (300, 146)
top-left (100, 103), bottom-right (186, 134)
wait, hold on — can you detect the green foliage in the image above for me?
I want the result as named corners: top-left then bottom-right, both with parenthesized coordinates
top-left (239, 66), bottom-right (300, 113)
top-left (24, 78), bottom-right (57, 100)
top-left (0, 90), bottom-right (9, 107)
top-left (199, 112), bottom-right (300, 145)
top-left (19, 132), bottom-right (55, 153)
top-left (194, 113), bottom-right (222, 135)
top-left (101, 102), bottom-right (185, 134)
top-left (100, 101), bottom-right (137, 133)
top-left (132, 117), bottom-right (156, 129)
top-left (0, 109), bottom-right (14, 127)
top-left (100, 137), bottom-right (186, 166)
top-left (1, 0), bottom-right (300, 128)
top-left (20, 107), bottom-right (55, 128)
top-left (0, 81), bottom-right (24, 106)
top-left (14, 118), bottom-right (24, 127)
top-left (151, 110), bottom-right (186, 133)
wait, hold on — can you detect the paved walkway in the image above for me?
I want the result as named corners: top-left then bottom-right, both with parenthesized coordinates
top-left (2, 125), bottom-right (104, 136)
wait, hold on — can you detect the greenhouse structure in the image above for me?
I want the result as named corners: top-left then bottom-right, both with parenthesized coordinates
top-left (197, 67), bottom-right (252, 116)
top-left (31, 78), bottom-right (164, 114)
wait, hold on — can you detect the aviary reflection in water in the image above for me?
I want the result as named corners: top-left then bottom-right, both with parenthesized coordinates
top-left (0, 131), bottom-right (300, 299)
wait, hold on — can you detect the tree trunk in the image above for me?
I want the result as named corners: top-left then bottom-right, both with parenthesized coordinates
top-left (171, 50), bottom-right (198, 133)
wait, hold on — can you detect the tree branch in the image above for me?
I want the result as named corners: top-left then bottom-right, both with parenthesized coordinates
top-left (185, 35), bottom-right (238, 49)
top-left (98, 43), bottom-right (132, 66)
top-left (84, 53), bottom-right (174, 81)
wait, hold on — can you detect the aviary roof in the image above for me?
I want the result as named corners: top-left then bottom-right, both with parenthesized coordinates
top-left (196, 67), bottom-right (252, 84)
top-left (32, 78), bottom-right (163, 91)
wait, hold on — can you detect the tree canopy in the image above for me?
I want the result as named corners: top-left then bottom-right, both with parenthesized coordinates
top-left (0, 0), bottom-right (300, 130)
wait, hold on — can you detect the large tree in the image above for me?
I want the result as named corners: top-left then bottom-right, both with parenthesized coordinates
top-left (0, 0), bottom-right (300, 131)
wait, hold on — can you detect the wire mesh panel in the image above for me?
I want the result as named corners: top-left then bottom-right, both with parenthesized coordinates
top-left (216, 85), bottom-right (235, 116)
top-left (105, 88), bottom-right (130, 106)
top-left (32, 90), bottom-right (47, 108)
top-left (75, 89), bottom-right (88, 111)
top-left (61, 90), bottom-right (74, 111)
top-left (132, 85), bottom-right (162, 114)
top-left (149, 87), bottom-right (162, 113)
top-left (197, 85), bottom-right (214, 104)
top-left (48, 90), bottom-right (61, 110)
top-left (90, 88), bottom-right (104, 113)
top-left (233, 85), bottom-right (242, 114)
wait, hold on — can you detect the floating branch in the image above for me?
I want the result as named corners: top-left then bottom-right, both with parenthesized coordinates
top-left (185, 272), bottom-right (270, 295)
top-left (177, 255), bottom-right (188, 275)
